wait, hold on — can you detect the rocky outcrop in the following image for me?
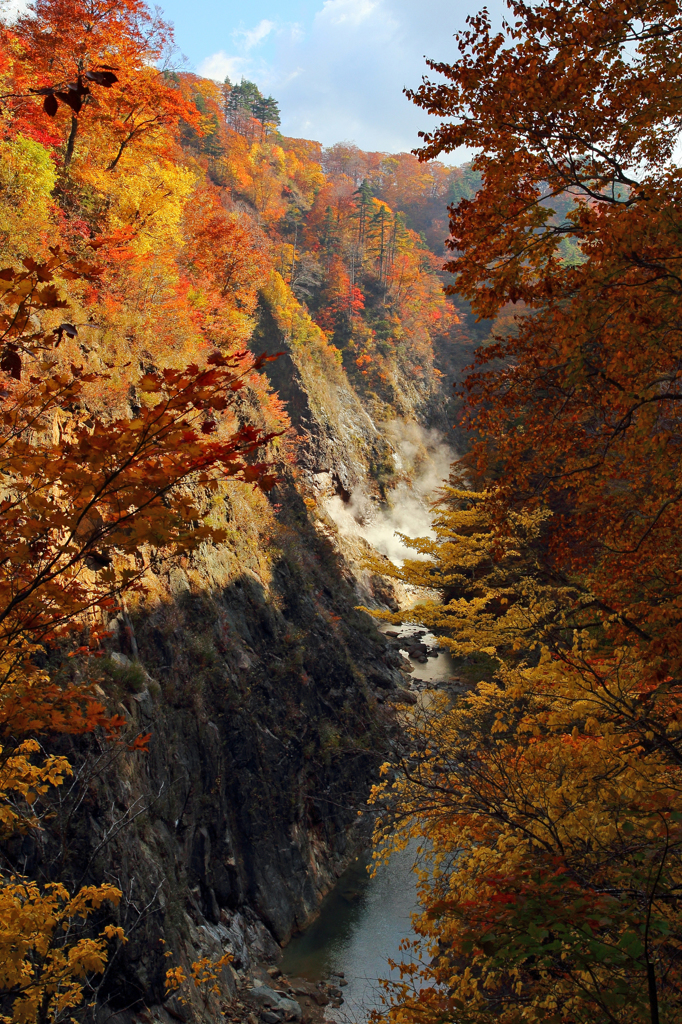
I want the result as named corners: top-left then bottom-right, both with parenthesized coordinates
top-left (3, 288), bottom-right (457, 1024)
top-left (251, 299), bottom-right (387, 500)
top-left (20, 489), bottom-right (406, 1024)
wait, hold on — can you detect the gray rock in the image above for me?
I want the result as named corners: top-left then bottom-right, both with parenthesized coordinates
top-left (276, 996), bottom-right (302, 1020)
top-left (164, 997), bottom-right (190, 1023)
top-left (386, 689), bottom-right (418, 706)
top-left (248, 987), bottom-right (302, 1021)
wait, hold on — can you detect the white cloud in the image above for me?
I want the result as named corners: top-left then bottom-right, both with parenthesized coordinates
top-left (178, 0), bottom-right (506, 153)
top-left (197, 50), bottom-right (249, 82)
top-left (279, 66), bottom-right (305, 87)
top-left (198, 16), bottom-right (283, 85)
top-left (193, 15), bottom-right (276, 82)
top-left (317, 0), bottom-right (380, 28)
top-left (271, 0), bottom-right (425, 149)
top-left (238, 18), bottom-right (275, 50)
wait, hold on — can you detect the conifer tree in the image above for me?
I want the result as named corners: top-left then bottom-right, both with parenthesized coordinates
top-left (224, 77), bottom-right (280, 141)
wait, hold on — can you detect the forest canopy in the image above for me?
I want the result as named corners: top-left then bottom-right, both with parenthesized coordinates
top-left (368, 1), bottom-right (682, 1022)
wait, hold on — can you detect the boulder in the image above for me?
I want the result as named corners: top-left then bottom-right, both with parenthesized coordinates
top-left (247, 987), bottom-right (302, 1021)
top-left (291, 982), bottom-right (318, 998)
top-left (386, 689), bottom-right (418, 706)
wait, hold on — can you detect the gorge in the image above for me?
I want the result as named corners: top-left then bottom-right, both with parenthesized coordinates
top-left (0, 15), bottom-right (474, 1022)
top-left (5, 0), bottom-right (674, 1019)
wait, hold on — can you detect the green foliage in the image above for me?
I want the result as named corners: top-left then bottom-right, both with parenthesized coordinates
top-left (100, 657), bottom-right (147, 694)
top-left (224, 77), bottom-right (281, 135)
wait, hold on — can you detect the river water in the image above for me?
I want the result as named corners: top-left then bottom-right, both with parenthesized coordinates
top-left (280, 843), bottom-right (420, 1023)
top-left (280, 628), bottom-right (454, 1022)
top-left (393, 629), bottom-right (457, 685)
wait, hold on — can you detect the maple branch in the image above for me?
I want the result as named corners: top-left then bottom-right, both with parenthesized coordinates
top-left (106, 116), bottom-right (164, 171)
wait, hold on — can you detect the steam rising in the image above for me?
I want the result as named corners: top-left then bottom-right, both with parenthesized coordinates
top-left (324, 422), bottom-right (455, 564)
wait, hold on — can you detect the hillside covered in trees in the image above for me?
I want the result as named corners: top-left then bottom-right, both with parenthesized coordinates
top-left (0, 0), bottom-right (478, 420)
top-left (0, 0), bottom-right (475, 1019)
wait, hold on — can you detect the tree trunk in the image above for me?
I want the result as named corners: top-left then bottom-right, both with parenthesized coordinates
top-left (64, 115), bottom-right (79, 168)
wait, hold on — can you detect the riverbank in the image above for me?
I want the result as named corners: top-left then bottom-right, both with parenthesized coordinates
top-left (279, 843), bottom-right (420, 1024)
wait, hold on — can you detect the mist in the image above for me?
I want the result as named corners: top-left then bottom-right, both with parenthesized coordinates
top-left (324, 422), bottom-right (455, 564)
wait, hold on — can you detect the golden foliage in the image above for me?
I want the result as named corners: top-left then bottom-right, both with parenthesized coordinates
top-left (0, 878), bottom-right (123, 1024)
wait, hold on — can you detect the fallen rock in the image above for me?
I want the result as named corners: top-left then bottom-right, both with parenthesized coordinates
top-left (386, 689), bottom-right (418, 706)
top-left (279, 998), bottom-right (303, 1020)
top-left (406, 645), bottom-right (429, 663)
top-left (292, 982), bottom-right (317, 997)
top-left (247, 987), bottom-right (302, 1021)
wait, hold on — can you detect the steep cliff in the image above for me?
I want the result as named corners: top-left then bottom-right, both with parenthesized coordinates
top-left (15, 294), bottom-right (458, 1024)
top-left (0, 27), bottom-right (470, 1021)
top-left (81, 523), bottom-right (401, 1017)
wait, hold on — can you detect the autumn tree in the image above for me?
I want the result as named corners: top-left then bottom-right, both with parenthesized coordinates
top-left (224, 77), bottom-right (280, 142)
top-left (103, 67), bottom-right (198, 172)
top-left (368, 0), bottom-right (682, 1022)
top-left (13, 0), bottom-right (195, 169)
top-left (0, 244), bottom-right (280, 1024)
top-left (182, 187), bottom-right (271, 344)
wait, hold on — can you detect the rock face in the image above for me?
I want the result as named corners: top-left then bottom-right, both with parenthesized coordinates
top-left (34, 500), bottom-right (406, 1022)
top-left (251, 298), bottom-right (387, 500)
top-left (247, 983), bottom-right (302, 1020)
top-left (5, 292), bottom-right (454, 1024)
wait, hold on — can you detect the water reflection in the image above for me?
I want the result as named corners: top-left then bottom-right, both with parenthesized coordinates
top-left (280, 845), bottom-right (419, 1022)
top-left (379, 623), bottom-right (458, 685)
top-left (409, 644), bottom-right (457, 684)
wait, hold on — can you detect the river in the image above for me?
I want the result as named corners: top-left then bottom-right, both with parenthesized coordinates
top-left (280, 842), bottom-right (420, 1023)
top-left (280, 629), bottom-right (454, 1022)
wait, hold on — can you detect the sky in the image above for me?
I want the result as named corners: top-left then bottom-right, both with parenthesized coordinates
top-left (155, 0), bottom-right (502, 159)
